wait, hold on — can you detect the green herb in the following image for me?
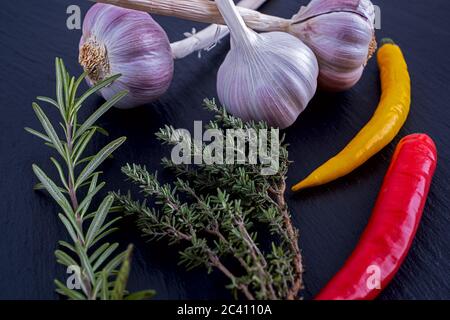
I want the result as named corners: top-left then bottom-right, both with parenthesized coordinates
top-left (26, 58), bottom-right (154, 300)
top-left (114, 99), bottom-right (303, 300)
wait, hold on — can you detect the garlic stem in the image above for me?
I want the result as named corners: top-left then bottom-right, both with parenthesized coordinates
top-left (216, 0), bottom-right (256, 47)
top-left (233, 0), bottom-right (267, 8)
top-left (170, 0), bottom-right (268, 59)
top-left (90, 0), bottom-right (291, 33)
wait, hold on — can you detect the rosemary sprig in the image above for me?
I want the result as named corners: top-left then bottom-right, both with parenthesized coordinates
top-left (114, 99), bottom-right (303, 300)
top-left (26, 58), bottom-right (154, 300)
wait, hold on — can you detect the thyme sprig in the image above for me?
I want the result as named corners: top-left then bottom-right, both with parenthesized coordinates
top-left (26, 58), bottom-right (154, 300)
top-left (114, 99), bottom-right (303, 300)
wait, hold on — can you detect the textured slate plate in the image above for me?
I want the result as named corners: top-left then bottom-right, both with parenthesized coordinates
top-left (0, 0), bottom-right (449, 299)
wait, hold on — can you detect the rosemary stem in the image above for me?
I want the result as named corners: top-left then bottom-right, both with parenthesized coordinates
top-left (29, 60), bottom-right (137, 300)
top-left (66, 123), bottom-right (80, 218)
top-left (65, 121), bottom-right (92, 298)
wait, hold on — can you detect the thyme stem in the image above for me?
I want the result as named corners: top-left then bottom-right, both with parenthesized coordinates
top-left (115, 99), bottom-right (303, 300)
top-left (28, 58), bottom-right (153, 300)
top-left (275, 179), bottom-right (303, 300)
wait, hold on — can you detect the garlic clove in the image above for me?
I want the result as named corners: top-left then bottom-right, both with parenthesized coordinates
top-left (80, 4), bottom-right (174, 109)
top-left (319, 65), bottom-right (364, 92)
top-left (290, 0), bottom-right (376, 91)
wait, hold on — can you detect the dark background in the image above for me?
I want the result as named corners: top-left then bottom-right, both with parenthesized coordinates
top-left (0, 0), bottom-right (449, 300)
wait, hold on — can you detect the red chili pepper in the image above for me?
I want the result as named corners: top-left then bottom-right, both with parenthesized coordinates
top-left (315, 134), bottom-right (438, 300)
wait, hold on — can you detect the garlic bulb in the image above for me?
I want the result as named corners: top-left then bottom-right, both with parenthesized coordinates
top-left (79, 3), bottom-right (174, 109)
top-left (216, 0), bottom-right (318, 129)
top-left (94, 0), bottom-right (375, 92)
top-left (289, 0), bottom-right (376, 91)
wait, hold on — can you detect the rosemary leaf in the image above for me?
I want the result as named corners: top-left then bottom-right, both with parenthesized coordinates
top-left (75, 137), bottom-right (126, 189)
top-left (27, 58), bottom-right (152, 300)
top-left (75, 90), bottom-right (128, 140)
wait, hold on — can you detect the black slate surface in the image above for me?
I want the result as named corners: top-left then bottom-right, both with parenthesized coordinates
top-left (0, 0), bottom-right (449, 300)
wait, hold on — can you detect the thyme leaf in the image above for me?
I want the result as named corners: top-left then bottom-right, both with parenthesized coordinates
top-left (114, 99), bottom-right (303, 300)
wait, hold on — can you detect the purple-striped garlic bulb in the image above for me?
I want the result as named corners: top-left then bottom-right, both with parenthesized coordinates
top-left (79, 3), bottom-right (174, 109)
top-left (289, 0), bottom-right (376, 91)
top-left (216, 0), bottom-right (318, 129)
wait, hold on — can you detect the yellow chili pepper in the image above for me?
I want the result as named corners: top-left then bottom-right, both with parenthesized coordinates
top-left (292, 38), bottom-right (411, 192)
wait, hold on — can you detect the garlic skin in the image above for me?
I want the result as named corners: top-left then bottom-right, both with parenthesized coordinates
top-left (216, 0), bottom-right (318, 129)
top-left (79, 4), bottom-right (174, 109)
top-left (289, 0), bottom-right (376, 91)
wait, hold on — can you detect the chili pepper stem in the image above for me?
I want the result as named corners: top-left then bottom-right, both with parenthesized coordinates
top-left (315, 134), bottom-right (437, 300)
top-left (380, 37), bottom-right (395, 46)
top-left (291, 38), bottom-right (411, 192)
